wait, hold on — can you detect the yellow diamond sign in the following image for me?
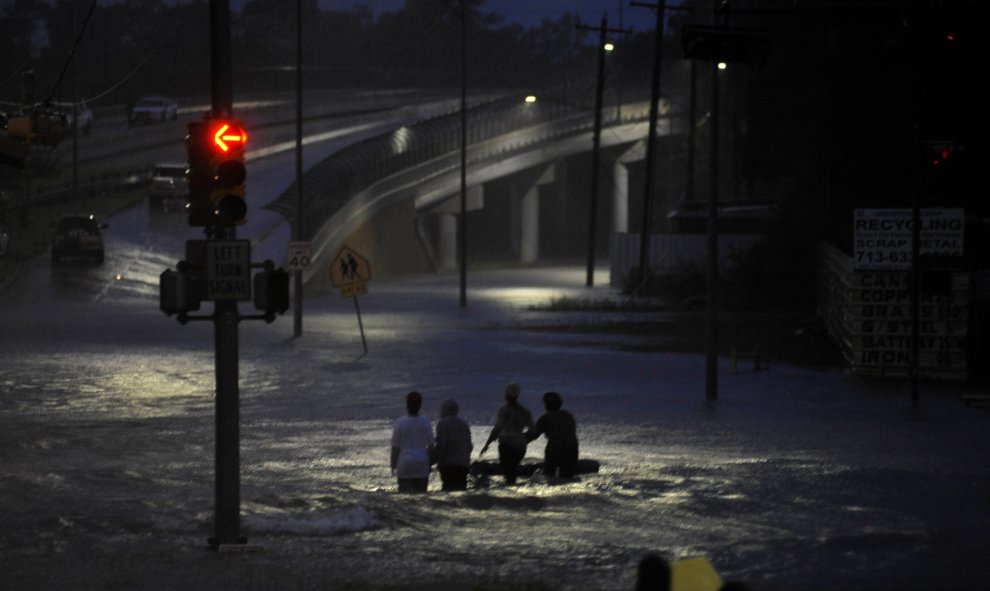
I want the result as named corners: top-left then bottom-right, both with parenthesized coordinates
top-left (330, 246), bottom-right (371, 298)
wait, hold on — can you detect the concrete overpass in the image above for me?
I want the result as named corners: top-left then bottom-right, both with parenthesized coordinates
top-left (266, 89), bottom-right (680, 293)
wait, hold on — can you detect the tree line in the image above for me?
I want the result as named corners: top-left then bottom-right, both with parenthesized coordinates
top-left (0, 0), bottom-right (644, 108)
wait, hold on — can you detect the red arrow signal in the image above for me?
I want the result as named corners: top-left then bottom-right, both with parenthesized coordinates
top-left (213, 123), bottom-right (246, 152)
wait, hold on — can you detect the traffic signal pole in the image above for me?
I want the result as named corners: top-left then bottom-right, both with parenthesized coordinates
top-left (208, 0), bottom-right (242, 548)
top-left (158, 0), bottom-right (287, 549)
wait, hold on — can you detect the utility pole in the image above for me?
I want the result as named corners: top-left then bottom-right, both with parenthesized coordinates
top-left (705, 56), bottom-right (720, 402)
top-left (459, 0), bottom-right (468, 307)
top-left (293, 0), bottom-right (304, 337)
top-left (630, 1), bottom-right (690, 290)
top-left (578, 16), bottom-right (630, 288)
top-left (19, 70), bottom-right (33, 230)
top-left (587, 16), bottom-right (607, 288)
top-left (71, 1), bottom-right (79, 197)
top-left (910, 128), bottom-right (921, 406)
top-left (683, 6), bottom-right (769, 403)
top-left (686, 60), bottom-right (697, 203)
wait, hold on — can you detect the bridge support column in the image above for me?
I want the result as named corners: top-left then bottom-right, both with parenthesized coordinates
top-left (430, 185), bottom-right (484, 272)
top-left (520, 185), bottom-right (539, 264)
top-left (613, 140), bottom-right (646, 233)
top-left (439, 213), bottom-right (458, 271)
top-left (613, 163), bottom-right (629, 234)
top-left (516, 165), bottom-right (555, 265)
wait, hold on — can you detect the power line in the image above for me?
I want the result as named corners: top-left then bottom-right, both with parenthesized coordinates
top-left (45, 0), bottom-right (99, 105)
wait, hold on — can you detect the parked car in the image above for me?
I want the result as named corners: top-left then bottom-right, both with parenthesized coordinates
top-left (51, 214), bottom-right (107, 266)
top-left (148, 162), bottom-right (189, 212)
top-left (55, 100), bottom-right (94, 135)
top-left (129, 96), bottom-right (178, 126)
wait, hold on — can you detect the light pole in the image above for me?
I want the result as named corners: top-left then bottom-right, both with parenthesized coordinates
top-left (587, 17), bottom-right (607, 288)
top-left (293, 0), bottom-right (304, 337)
top-left (459, 0), bottom-right (468, 308)
top-left (577, 16), bottom-right (629, 288)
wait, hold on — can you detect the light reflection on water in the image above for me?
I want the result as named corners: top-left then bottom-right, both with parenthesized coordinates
top-left (0, 345), bottom-right (980, 589)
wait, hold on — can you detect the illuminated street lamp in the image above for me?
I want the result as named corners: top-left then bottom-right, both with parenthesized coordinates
top-left (524, 95), bottom-right (537, 103)
top-left (604, 42), bottom-right (615, 52)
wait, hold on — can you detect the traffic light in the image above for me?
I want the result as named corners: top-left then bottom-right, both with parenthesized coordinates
top-left (208, 120), bottom-right (247, 225)
top-left (253, 267), bottom-right (290, 322)
top-left (185, 118), bottom-right (247, 227)
top-left (920, 139), bottom-right (963, 199)
top-left (186, 121), bottom-right (212, 226)
top-left (159, 268), bottom-right (202, 318)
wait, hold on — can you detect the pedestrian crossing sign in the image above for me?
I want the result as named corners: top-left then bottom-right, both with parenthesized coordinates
top-left (330, 246), bottom-right (371, 297)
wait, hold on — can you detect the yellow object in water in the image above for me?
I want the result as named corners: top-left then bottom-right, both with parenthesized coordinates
top-left (671, 556), bottom-right (723, 591)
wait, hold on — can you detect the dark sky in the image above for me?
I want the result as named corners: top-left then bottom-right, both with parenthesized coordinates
top-left (0, 1), bottom-right (661, 32)
top-left (331, 0), bottom-right (660, 32)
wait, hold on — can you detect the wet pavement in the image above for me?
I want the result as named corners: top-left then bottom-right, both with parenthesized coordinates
top-left (2, 248), bottom-right (989, 590)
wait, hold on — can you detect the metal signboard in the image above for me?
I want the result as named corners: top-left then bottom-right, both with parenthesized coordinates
top-left (205, 240), bottom-right (251, 300)
top-left (853, 208), bottom-right (964, 271)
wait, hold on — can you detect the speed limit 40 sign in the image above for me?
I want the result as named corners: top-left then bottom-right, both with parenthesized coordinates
top-left (287, 241), bottom-right (311, 272)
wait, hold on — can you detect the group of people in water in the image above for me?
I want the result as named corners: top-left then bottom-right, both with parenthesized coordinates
top-left (390, 387), bottom-right (758, 590)
top-left (389, 382), bottom-right (579, 492)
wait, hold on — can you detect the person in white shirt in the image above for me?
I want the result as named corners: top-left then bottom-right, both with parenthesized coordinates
top-left (390, 391), bottom-right (435, 493)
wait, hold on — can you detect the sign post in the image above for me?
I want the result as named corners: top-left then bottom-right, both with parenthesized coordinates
top-left (330, 246), bottom-right (372, 354)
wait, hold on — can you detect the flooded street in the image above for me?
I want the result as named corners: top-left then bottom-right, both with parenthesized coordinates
top-left (2, 243), bottom-right (989, 590)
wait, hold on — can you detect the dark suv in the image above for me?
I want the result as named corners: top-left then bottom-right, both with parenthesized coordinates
top-left (52, 215), bottom-right (107, 266)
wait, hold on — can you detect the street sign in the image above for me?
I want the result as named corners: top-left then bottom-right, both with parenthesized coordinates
top-left (330, 246), bottom-right (371, 298)
top-left (205, 240), bottom-right (251, 300)
top-left (287, 240), bottom-right (311, 272)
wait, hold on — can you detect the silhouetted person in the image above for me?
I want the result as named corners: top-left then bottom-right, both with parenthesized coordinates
top-left (527, 391), bottom-right (579, 479)
top-left (637, 552), bottom-right (671, 591)
top-left (480, 382), bottom-right (534, 485)
top-left (434, 398), bottom-right (472, 491)
top-left (390, 391), bottom-right (434, 493)
top-left (346, 253), bottom-right (359, 279)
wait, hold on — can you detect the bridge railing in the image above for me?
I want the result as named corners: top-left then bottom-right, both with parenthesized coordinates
top-left (266, 82), bottom-right (656, 241)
